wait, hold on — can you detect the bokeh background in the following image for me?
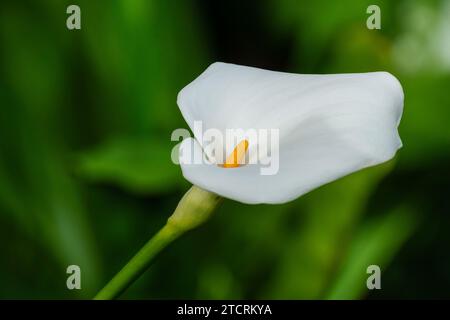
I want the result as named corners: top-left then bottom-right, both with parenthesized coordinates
top-left (0, 0), bottom-right (449, 299)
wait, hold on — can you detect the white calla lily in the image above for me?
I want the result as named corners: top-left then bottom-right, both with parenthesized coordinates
top-left (177, 62), bottom-right (404, 204)
top-left (98, 62), bottom-right (405, 298)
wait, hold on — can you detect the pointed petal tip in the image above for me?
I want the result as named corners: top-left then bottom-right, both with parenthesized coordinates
top-left (377, 71), bottom-right (405, 103)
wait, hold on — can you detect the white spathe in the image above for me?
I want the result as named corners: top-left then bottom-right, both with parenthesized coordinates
top-left (176, 62), bottom-right (404, 204)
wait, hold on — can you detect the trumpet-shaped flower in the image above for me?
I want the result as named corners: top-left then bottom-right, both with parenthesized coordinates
top-left (177, 62), bottom-right (404, 204)
top-left (96, 62), bottom-right (405, 299)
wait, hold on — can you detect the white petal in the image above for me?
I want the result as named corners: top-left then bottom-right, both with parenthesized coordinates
top-left (177, 62), bottom-right (404, 204)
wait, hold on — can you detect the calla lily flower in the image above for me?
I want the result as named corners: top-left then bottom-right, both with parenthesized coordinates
top-left (177, 62), bottom-right (404, 204)
top-left (97, 62), bottom-right (404, 299)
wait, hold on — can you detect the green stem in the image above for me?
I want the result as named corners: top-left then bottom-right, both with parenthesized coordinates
top-left (93, 224), bottom-right (182, 300)
top-left (94, 185), bottom-right (222, 300)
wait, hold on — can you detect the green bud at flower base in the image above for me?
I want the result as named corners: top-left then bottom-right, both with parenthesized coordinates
top-left (168, 186), bottom-right (222, 233)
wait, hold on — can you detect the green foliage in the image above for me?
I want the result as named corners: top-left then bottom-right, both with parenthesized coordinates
top-left (326, 206), bottom-right (419, 299)
top-left (264, 162), bottom-right (396, 298)
top-left (76, 136), bottom-right (183, 194)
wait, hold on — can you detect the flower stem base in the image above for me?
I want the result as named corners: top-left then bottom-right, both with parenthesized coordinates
top-left (94, 185), bottom-right (222, 300)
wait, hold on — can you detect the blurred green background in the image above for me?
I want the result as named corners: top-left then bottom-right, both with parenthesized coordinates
top-left (0, 0), bottom-right (449, 299)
